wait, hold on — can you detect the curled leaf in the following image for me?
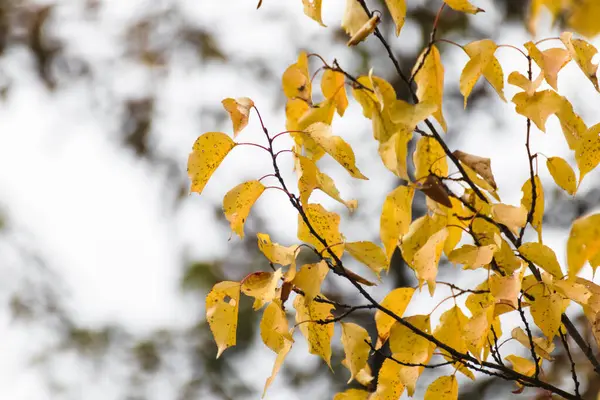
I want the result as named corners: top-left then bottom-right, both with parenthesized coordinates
top-left (302, 0), bottom-right (325, 26)
top-left (222, 97), bottom-right (254, 137)
top-left (453, 150), bottom-right (497, 190)
top-left (560, 32), bottom-right (600, 92)
top-left (347, 14), bottom-right (380, 46)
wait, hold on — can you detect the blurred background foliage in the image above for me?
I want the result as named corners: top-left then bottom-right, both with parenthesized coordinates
top-left (0, 0), bottom-right (599, 399)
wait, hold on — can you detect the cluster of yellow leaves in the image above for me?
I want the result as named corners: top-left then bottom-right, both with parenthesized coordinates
top-left (528, 0), bottom-right (600, 38)
top-left (191, 2), bottom-right (600, 399)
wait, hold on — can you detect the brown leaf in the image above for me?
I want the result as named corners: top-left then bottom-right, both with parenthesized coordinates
top-left (417, 174), bottom-right (452, 208)
top-left (453, 150), bottom-right (497, 190)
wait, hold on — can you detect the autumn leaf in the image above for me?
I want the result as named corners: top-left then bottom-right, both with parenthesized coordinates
top-left (340, 322), bottom-right (371, 383)
top-left (521, 175), bottom-right (544, 242)
top-left (444, 0), bottom-right (483, 13)
top-left (560, 32), bottom-right (600, 92)
top-left (453, 150), bottom-right (497, 190)
top-left (461, 40), bottom-right (505, 107)
top-left (296, 154), bottom-right (357, 211)
top-left (341, 0), bottom-right (370, 41)
top-left (378, 130), bottom-right (411, 180)
top-left (347, 14), bottom-right (380, 46)
top-left (546, 156), bottom-right (577, 195)
top-left (463, 305), bottom-right (494, 361)
top-left (292, 261), bottom-right (328, 302)
top-left (260, 301), bottom-right (293, 353)
top-left (416, 174), bottom-right (453, 209)
top-left (375, 287), bottom-right (415, 346)
top-left (257, 233), bottom-right (299, 267)
top-left (412, 45), bottom-right (447, 131)
top-left (321, 69), bottom-right (348, 116)
top-left (524, 42), bottom-right (571, 90)
top-left (508, 71), bottom-right (544, 96)
top-left (384, 0), bottom-right (406, 36)
top-left (414, 136), bottom-right (448, 181)
top-left (282, 52), bottom-right (311, 102)
top-left (491, 204), bottom-right (528, 236)
top-left (434, 306), bottom-right (474, 379)
top-left (505, 355), bottom-right (536, 386)
top-left (389, 315), bottom-right (435, 395)
top-left (302, 0), bottom-right (325, 26)
top-left (241, 269), bottom-right (282, 306)
top-left (511, 327), bottom-right (555, 361)
top-left (575, 123), bottom-right (600, 185)
top-left (530, 284), bottom-right (570, 339)
top-left (518, 242), bottom-right (563, 278)
top-left (303, 122), bottom-right (367, 179)
top-left (380, 185), bottom-right (414, 261)
top-left (412, 228), bottom-right (448, 295)
top-left (400, 214), bottom-right (446, 267)
top-left (298, 203), bottom-right (345, 259)
top-left (345, 241), bottom-right (388, 276)
top-left (263, 339), bottom-right (292, 397)
top-left (294, 294), bottom-right (334, 367)
top-left (221, 97), bottom-right (254, 137)
top-left (370, 359), bottom-right (405, 399)
top-left (448, 244), bottom-right (496, 270)
top-left (206, 281), bottom-right (241, 358)
top-left (567, 213), bottom-right (600, 278)
top-left (188, 132), bottom-right (236, 194)
top-left (223, 180), bottom-right (265, 238)
top-left (512, 90), bottom-right (564, 132)
top-left (489, 268), bottom-right (524, 311)
top-left (424, 375), bottom-right (458, 400)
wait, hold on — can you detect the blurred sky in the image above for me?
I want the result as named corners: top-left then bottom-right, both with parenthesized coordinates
top-left (0, 0), bottom-right (598, 399)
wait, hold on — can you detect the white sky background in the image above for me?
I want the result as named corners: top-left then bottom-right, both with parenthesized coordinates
top-left (0, 0), bottom-right (598, 399)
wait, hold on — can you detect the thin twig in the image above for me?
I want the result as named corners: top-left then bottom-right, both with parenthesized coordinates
top-left (518, 295), bottom-right (540, 378)
top-left (559, 328), bottom-right (582, 399)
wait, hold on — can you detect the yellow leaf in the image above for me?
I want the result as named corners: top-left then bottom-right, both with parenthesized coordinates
top-left (489, 268), bottom-right (523, 311)
top-left (575, 123), bottom-right (600, 185)
top-left (223, 180), bottom-right (265, 238)
top-left (303, 122), bottom-right (367, 179)
top-left (546, 156), bottom-right (577, 195)
top-left (257, 233), bottom-right (298, 266)
top-left (491, 204), bottom-right (528, 236)
top-left (297, 203), bottom-right (344, 259)
top-left (188, 132), bottom-right (236, 194)
top-left (567, 213), bottom-right (600, 278)
top-left (524, 42), bottom-right (571, 90)
top-left (556, 97), bottom-right (587, 150)
top-left (412, 45), bottom-right (446, 131)
top-left (518, 242), bottom-right (563, 278)
top-left (390, 100), bottom-right (437, 127)
top-left (384, 0), bottom-right (406, 36)
top-left (585, 307), bottom-right (600, 349)
top-left (375, 287), bottom-right (415, 346)
top-left (463, 305), bottom-right (494, 361)
top-left (511, 327), bottom-right (555, 361)
top-left (294, 294), bottom-right (334, 367)
top-left (444, 0), bottom-right (483, 13)
top-left (221, 97), bottom-right (254, 137)
top-left (370, 359), bottom-right (405, 400)
top-left (378, 130), bottom-right (411, 180)
top-left (434, 306), bottom-right (474, 379)
top-left (282, 54), bottom-right (311, 103)
top-left (448, 244), bottom-right (496, 270)
top-left (285, 98), bottom-right (310, 131)
top-left (521, 175), bottom-right (544, 242)
top-left (302, 0), bottom-right (325, 26)
top-left (380, 185), bottom-right (414, 261)
top-left (260, 301), bottom-right (293, 353)
top-left (560, 32), bottom-right (600, 92)
top-left (333, 389), bottom-right (370, 400)
top-left (505, 354), bottom-right (536, 381)
top-left (206, 281), bottom-right (241, 358)
top-left (296, 98), bottom-right (336, 134)
top-left (321, 69), bottom-right (348, 116)
top-left (262, 339), bottom-right (292, 398)
top-left (568, 1), bottom-right (600, 38)
top-left (453, 150), bottom-right (497, 190)
top-left (461, 40), bottom-right (504, 108)
top-left (345, 241), bottom-right (388, 276)
top-left (296, 154), bottom-right (357, 211)
top-left (412, 228), bottom-right (448, 295)
top-left (389, 315), bottom-right (435, 396)
top-left (347, 14), bottom-right (380, 46)
top-left (512, 89), bottom-right (564, 132)
top-left (241, 269), bottom-right (282, 306)
top-left (341, 0), bottom-right (369, 38)
top-left (292, 261), bottom-right (328, 302)
top-left (508, 71), bottom-right (544, 96)
top-left (400, 214), bottom-right (446, 266)
top-left (340, 322), bottom-right (371, 383)
top-left (424, 375), bottom-right (458, 400)
top-left (530, 286), bottom-right (569, 339)
top-left (414, 136), bottom-right (448, 181)
top-left (553, 279), bottom-right (593, 308)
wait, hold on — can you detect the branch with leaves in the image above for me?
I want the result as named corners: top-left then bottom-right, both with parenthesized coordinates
top-left (190, 1), bottom-right (600, 399)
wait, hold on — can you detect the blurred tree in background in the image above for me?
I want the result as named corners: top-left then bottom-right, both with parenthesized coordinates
top-left (0, 1), bottom-right (599, 399)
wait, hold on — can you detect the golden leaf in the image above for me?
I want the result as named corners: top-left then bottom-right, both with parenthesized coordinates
top-left (575, 123), bottom-right (600, 185)
top-left (321, 69), bottom-right (348, 116)
top-left (294, 294), bottom-right (334, 367)
top-left (292, 261), bottom-right (329, 302)
top-left (297, 203), bottom-right (345, 259)
top-left (560, 32), bottom-right (600, 92)
top-left (384, 0), bottom-right (406, 36)
top-left (345, 241), bottom-right (388, 276)
top-left (223, 180), bottom-right (265, 238)
top-left (444, 0), bottom-right (484, 14)
top-left (340, 322), bottom-right (371, 383)
top-left (206, 281), bottom-right (241, 358)
top-left (375, 287), bottom-right (415, 347)
top-left (187, 132), bottom-right (236, 194)
top-left (546, 156), bottom-right (577, 195)
top-left (412, 45), bottom-right (447, 131)
top-left (380, 185), bottom-right (414, 261)
top-left (302, 0), bottom-right (325, 26)
top-left (518, 242), bottom-right (563, 278)
top-left (424, 375), bottom-right (458, 400)
top-left (461, 40), bottom-right (504, 107)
